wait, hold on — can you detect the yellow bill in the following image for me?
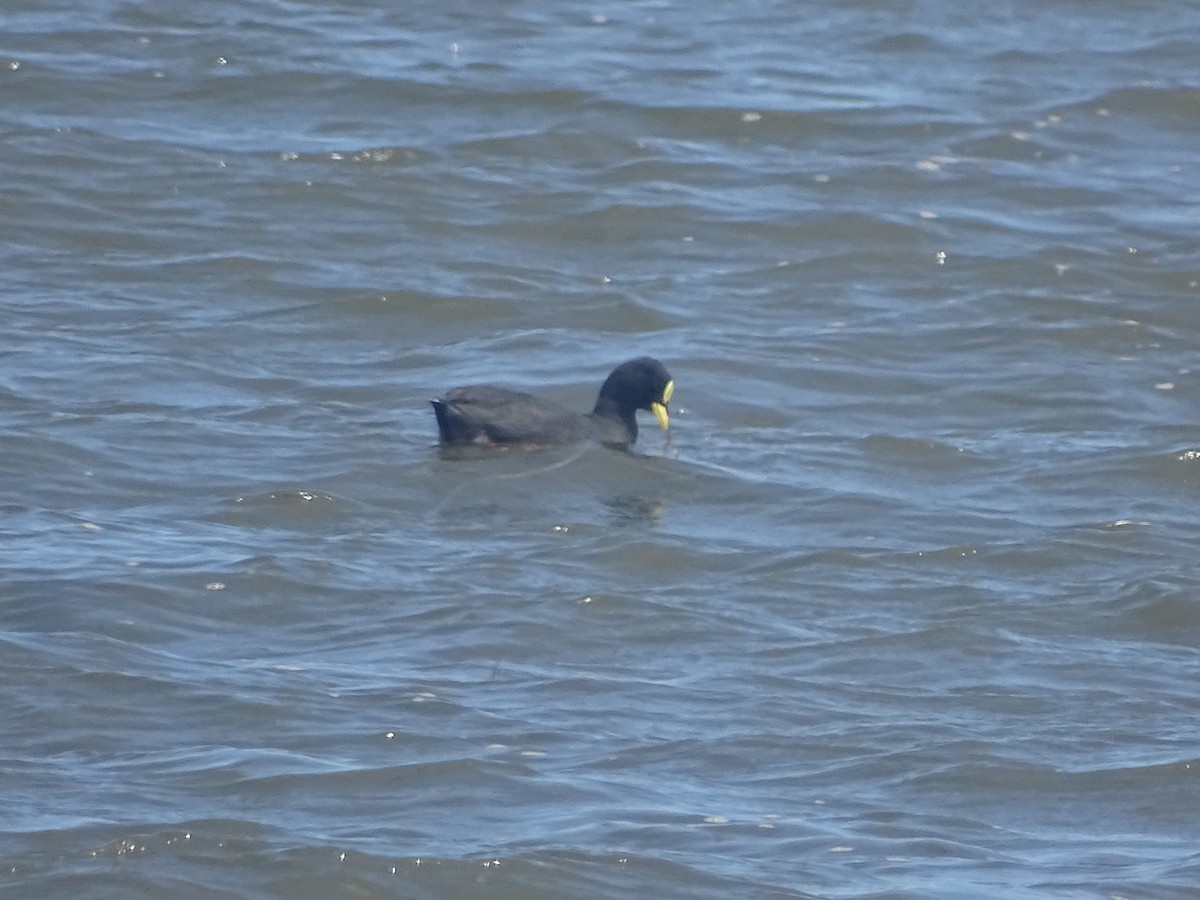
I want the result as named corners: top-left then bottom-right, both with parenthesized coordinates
top-left (651, 379), bottom-right (674, 430)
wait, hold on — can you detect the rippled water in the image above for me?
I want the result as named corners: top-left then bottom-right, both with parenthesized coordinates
top-left (4, 1), bottom-right (1200, 897)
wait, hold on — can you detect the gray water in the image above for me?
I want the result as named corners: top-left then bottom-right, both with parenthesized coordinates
top-left (4, 1), bottom-right (1200, 897)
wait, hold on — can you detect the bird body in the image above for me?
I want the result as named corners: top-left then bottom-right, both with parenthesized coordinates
top-left (431, 357), bottom-right (674, 448)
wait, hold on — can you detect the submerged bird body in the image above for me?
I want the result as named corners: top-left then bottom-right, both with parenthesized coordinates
top-left (431, 357), bottom-right (674, 448)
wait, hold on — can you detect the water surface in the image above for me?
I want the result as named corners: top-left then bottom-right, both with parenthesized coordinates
top-left (3, 1), bottom-right (1200, 897)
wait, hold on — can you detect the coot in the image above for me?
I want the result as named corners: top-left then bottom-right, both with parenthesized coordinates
top-left (431, 357), bottom-right (674, 448)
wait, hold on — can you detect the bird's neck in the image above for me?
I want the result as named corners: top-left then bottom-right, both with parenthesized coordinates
top-left (590, 397), bottom-right (637, 442)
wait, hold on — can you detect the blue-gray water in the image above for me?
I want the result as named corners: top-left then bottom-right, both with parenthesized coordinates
top-left (4, 1), bottom-right (1200, 897)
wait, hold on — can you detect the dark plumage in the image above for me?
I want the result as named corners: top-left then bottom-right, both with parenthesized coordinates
top-left (431, 357), bottom-right (674, 448)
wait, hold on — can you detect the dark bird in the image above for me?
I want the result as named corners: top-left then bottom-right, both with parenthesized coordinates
top-left (431, 357), bottom-right (674, 448)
